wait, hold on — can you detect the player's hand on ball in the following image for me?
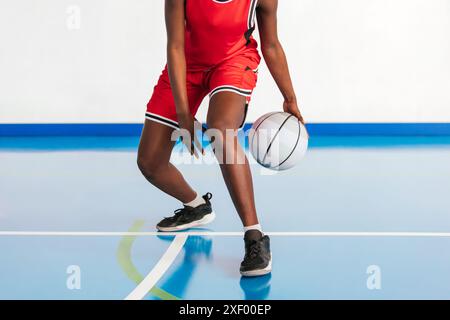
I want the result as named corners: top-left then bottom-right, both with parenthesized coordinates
top-left (178, 113), bottom-right (204, 158)
top-left (283, 99), bottom-right (305, 125)
top-left (283, 99), bottom-right (309, 138)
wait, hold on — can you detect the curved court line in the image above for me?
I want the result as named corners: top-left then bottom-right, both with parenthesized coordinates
top-left (2, 231), bottom-right (450, 237)
top-left (125, 233), bottom-right (188, 300)
top-left (116, 220), bottom-right (179, 300)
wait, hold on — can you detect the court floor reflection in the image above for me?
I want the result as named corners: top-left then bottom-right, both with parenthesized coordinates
top-left (240, 274), bottom-right (272, 300)
top-left (156, 234), bottom-right (213, 299)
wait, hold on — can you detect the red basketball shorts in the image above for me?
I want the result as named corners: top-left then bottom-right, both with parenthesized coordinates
top-left (146, 55), bottom-right (260, 130)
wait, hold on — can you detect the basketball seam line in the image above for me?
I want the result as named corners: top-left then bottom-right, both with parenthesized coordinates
top-left (251, 112), bottom-right (283, 164)
top-left (262, 114), bottom-right (293, 165)
top-left (273, 118), bottom-right (302, 169)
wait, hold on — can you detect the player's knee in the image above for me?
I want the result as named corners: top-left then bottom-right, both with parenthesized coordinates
top-left (137, 155), bottom-right (162, 180)
top-left (208, 118), bottom-right (241, 145)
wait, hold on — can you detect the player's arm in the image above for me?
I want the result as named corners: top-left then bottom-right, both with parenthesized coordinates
top-left (165, 0), bottom-right (200, 156)
top-left (165, 0), bottom-right (189, 118)
top-left (256, 0), bottom-right (305, 123)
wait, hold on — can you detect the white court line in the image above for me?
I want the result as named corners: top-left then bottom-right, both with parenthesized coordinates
top-left (1, 231), bottom-right (450, 237)
top-left (3, 230), bottom-right (450, 301)
top-left (125, 234), bottom-right (188, 300)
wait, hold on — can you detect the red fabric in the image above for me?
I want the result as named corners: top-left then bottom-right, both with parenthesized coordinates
top-left (146, 0), bottom-right (261, 126)
top-left (146, 55), bottom-right (259, 125)
top-left (185, 0), bottom-right (260, 71)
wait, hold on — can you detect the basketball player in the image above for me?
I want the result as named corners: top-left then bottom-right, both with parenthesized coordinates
top-left (138, 0), bottom-right (304, 276)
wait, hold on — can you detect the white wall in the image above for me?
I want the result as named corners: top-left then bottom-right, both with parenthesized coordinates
top-left (0, 0), bottom-right (449, 124)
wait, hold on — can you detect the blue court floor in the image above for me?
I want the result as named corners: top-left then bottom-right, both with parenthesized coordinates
top-left (1, 136), bottom-right (450, 299)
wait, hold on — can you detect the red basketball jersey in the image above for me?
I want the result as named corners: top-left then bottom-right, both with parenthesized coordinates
top-left (185, 0), bottom-right (260, 71)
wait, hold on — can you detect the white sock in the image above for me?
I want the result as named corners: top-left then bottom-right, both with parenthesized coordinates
top-left (184, 193), bottom-right (206, 208)
top-left (243, 224), bottom-right (263, 234)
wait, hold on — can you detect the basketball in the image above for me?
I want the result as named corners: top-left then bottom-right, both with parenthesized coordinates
top-left (248, 112), bottom-right (309, 170)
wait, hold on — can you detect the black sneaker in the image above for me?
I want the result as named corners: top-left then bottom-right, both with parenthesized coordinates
top-left (156, 193), bottom-right (215, 232)
top-left (240, 230), bottom-right (272, 277)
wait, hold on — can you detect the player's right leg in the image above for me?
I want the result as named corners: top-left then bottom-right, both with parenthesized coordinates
top-left (138, 66), bottom-right (215, 232)
top-left (137, 119), bottom-right (196, 203)
top-left (137, 119), bottom-right (215, 232)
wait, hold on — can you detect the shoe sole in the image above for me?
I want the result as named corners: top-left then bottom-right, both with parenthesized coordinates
top-left (240, 255), bottom-right (272, 277)
top-left (156, 211), bottom-right (216, 232)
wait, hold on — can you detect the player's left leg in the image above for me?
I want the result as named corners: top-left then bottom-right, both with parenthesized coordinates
top-left (207, 92), bottom-right (257, 226)
top-left (207, 91), bottom-right (271, 276)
